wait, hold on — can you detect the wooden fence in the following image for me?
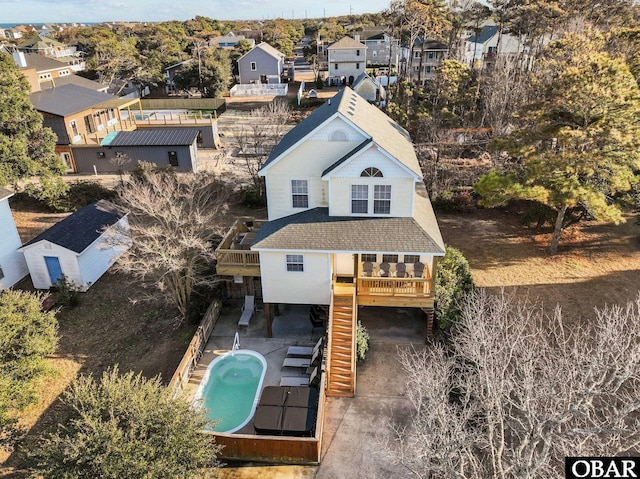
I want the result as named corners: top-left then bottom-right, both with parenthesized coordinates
top-left (168, 300), bottom-right (221, 396)
top-left (209, 375), bottom-right (327, 464)
top-left (140, 98), bottom-right (226, 114)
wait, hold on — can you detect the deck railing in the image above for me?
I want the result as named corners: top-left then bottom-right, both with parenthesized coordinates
top-left (215, 217), bottom-right (267, 276)
top-left (356, 276), bottom-right (432, 297)
top-left (216, 250), bottom-right (260, 268)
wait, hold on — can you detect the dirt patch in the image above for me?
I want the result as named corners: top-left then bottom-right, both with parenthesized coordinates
top-left (438, 208), bottom-right (640, 320)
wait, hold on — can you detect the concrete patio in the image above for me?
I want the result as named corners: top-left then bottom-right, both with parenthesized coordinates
top-left (190, 298), bottom-right (427, 478)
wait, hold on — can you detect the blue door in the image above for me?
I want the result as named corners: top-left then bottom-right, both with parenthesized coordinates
top-left (44, 256), bottom-right (63, 285)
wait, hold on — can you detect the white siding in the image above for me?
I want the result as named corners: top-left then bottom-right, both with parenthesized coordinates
top-left (354, 81), bottom-right (377, 102)
top-left (77, 218), bottom-right (129, 288)
top-left (265, 140), bottom-right (361, 220)
top-left (22, 241), bottom-right (81, 289)
top-left (259, 251), bottom-right (331, 305)
top-left (326, 149), bottom-right (416, 217)
top-left (0, 199), bottom-right (28, 289)
top-left (307, 117), bottom-right (365, 142)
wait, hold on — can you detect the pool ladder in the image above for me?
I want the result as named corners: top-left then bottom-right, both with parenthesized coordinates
top-left (232, 332), bottom-right (240, 355)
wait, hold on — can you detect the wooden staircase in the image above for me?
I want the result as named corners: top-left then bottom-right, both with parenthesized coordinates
top-left (326, 283), bottom-right (357, 397)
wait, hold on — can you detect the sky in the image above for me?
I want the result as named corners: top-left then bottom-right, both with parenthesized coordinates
top-left (2, 0), bottom-right (392, 24)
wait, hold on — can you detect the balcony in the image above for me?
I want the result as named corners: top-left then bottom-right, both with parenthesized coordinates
top-left (356, 276), bottom-right (433, 307)
top-left (215, 218), bottom-right (266, 277)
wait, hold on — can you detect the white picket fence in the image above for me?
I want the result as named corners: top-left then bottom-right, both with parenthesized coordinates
top-left (230, 83), bottom-right (289, 97)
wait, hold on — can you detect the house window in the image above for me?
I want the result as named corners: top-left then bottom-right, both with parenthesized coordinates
top-left (428, 52), bottom-right (434, 59)
top-left (414, 51), bottom-right (422, 58)
top-left (334, 63), bottom-right (338, 70)
top-left (291, 180), bottom-right (308, 208)
top-left (84, 114), bottom-right (94, 133)
top-left (351, 185), bottom-right (368, 214)
top-left (286, 254), bottom-right (304, 272)
top-left (356, 49), bottom-right (360, 56)
top-left (361, 167), bottom-right (383, 177)
top-left (168, 151), bottom-right (178, 167)
top-left (374, 185), bottom-right (391, 214)
top-left (70, 120), bottom-right (79, 137)
top-left (488, 46), bottom-right (498, 54)
top-left (356, 63), bottom-right (360, 69)
top-left (404, 255), bottom-right (420, 264)
top-left (330, 130), bottom-right (347, 141)
top-left (425, 66), bottom-right (432, 74)
top-left (382, 254), bottom-right (399, 263)
top-left (361, 254), bottom-right (377, 263)
top-left (250, 61), bottom-right (257, 71)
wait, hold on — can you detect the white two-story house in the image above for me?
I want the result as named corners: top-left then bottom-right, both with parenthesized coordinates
top-left (216, 87), bottom-right (444, 397)
top-left (327, 37), bottom-right (368, 86)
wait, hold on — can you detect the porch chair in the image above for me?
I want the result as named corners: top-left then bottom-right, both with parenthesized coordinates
top-left (379, 262), bottom-right (391, 277)
top-left (238, 295), bottom-right (255, 327)
top-left (282, 346), bottom-right (321, 369)
top-left (279, 367), bottom-right (320, 387)
top-left (362, 262), bottom-right (374, 277)
top-left (413, 262), bottom-right (425, 278)
top-left (395, 262), bottom-right (408, 278)
top-left (287, 336), bottom-right (323, 358)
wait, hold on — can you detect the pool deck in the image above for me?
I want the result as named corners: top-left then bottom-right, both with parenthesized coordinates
top-left (184, 302), bottom-right (324, 434)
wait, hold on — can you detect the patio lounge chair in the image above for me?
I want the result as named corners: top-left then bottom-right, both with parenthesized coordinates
top-left (238, 295), bottom-right (255, 327)
top-left (280, 367), bottom-right (320, 387)
top-left (395, 262), bottom-right (408, 278)
top-left (282, 347), bottom-right (321, 369)
top-left (287, 337), bottom-right (323, 358)
top-left (413, 262), bottom-right (425, 278)
top-left (362, 261), bottom-right (374, 277)
top-left (379, 262), bottom-right (391, 277)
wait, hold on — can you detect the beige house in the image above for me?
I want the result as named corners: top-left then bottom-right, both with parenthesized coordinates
top-left (327, 36), bottom-right (368, 85)
top-left (216, 87), bottom-right (444, 397)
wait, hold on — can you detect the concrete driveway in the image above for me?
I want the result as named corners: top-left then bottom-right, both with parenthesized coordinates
top-left (217, 306), bottom-right (426, 479)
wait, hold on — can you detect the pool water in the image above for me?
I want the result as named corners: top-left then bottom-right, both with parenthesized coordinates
top-left (195, 351), bottom-right (266, 433)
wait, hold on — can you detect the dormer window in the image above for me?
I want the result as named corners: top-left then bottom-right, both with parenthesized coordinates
top-left (356, 49), bottom-right (360, 56)
top-left (360, 167), bottom-right (383, 177)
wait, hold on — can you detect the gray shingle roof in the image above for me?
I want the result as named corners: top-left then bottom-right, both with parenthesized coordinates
top-left (21, 200), bottom-right (125, 253)
top-left (252, 207), bottom-right (444, 255)
top-left (30, 84), bottom-right (116, 117)
top-left (46, 74), bottom-right (107, 91)
top-left (261, 87), bottom-right (421, 177)
top-left (329, 36), bottom-right (367, 49)
top-left (103, 128), bottom-right (199, 147)
top-left (19, 52), bottom-right (68, 72)
top-left (238, 42), bottom-right (284, 62)
top-left (469, 25), bottom-right (499, 44)
top-left (0, 187), bottom-right (14, 201)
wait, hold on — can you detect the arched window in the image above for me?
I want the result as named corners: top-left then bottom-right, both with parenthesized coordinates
top-left (360, 167), bottom-right (383, 177)
top-left (330, 130), bottom-right (347, 141)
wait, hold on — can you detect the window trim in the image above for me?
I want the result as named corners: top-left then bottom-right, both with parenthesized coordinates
top-left (286, 254), bottom-right (304, 272)
top-left (374, 185), bottom-right (391, 215)
top-left (250, 61), bottom-right (257, 71)
top-left (382, 254), bottom-right (399, 263)
top-left (404, 254), bottom-right (420, 264)
top-left (351, 184), bottom-right (369, 214)
top-left (291, 179), bottom-right (309, 208)
top-left (361, 254), bottom-right (377, 263)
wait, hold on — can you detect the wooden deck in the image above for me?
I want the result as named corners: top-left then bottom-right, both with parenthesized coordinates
top-left (356, 277), bottom-right (435, 308)
top-left (215, 218), bottom-right (266, 277)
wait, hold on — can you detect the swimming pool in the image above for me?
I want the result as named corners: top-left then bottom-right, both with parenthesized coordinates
top-left (193, 350), bottom-right (267, 433)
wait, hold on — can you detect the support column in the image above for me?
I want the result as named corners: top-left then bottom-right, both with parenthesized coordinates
top-left (264, 303), bottom-right (273, 338)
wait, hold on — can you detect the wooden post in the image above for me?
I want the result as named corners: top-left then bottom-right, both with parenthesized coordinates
top-left (423, 307), bottom-right (435, 342)
top-left (265, 303), bottom-right (273, 338)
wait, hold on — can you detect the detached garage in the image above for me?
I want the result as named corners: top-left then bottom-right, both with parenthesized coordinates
top-left (19, 200), bottom-right (129, 290)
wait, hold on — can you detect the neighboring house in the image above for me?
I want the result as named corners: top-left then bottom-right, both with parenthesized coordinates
top-left (237, 42), bottom-right (285, 85)
top-left (16, 34), bottom-right (84, 71)
top-left (406, 38), bottom-right (448, 85)
top-left (209, 32), bottom-right (255, 49)
top-left (19, 200), bottom-right (129, 290)
top-left (4, 27), bottom-right (24, 40)
top-left (0, 188), bottom-right (29, 290)
top-left (356, 28), bottom-right (400, 68)
top-left (327, 36), bottom-right (367, 85)
top-left (351, 72), bottom-right (385, 103)
top-left (12, 52), bottom-right (106, 92)
top-left (216, 87), bottom-right (444, 397)
top-left (164, 59), bottom-right (192, 94)
top-left (73, 128), bottom-right (200, 173)
top-left (464, 22), bottom-right (525, 67)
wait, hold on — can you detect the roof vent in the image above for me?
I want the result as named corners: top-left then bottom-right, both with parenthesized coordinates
top-left (328, 99), bottom-right (331, 105)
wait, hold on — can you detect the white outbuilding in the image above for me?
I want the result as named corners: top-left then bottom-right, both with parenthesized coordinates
top-left (0, 187), bottom-right (29, 289)
top-left (19, 200), bottom-right (129, 290)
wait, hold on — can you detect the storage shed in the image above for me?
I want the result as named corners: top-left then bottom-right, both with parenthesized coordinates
top-left (19, 200), bottom-right (129, 290)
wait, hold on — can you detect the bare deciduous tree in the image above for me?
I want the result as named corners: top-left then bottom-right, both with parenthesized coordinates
top-left (383, 289), bottom-right (640, 479)
top-left (234, 100), bottom-right (293, 197)
top-left (112, 171), bottom-right (232, 322)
